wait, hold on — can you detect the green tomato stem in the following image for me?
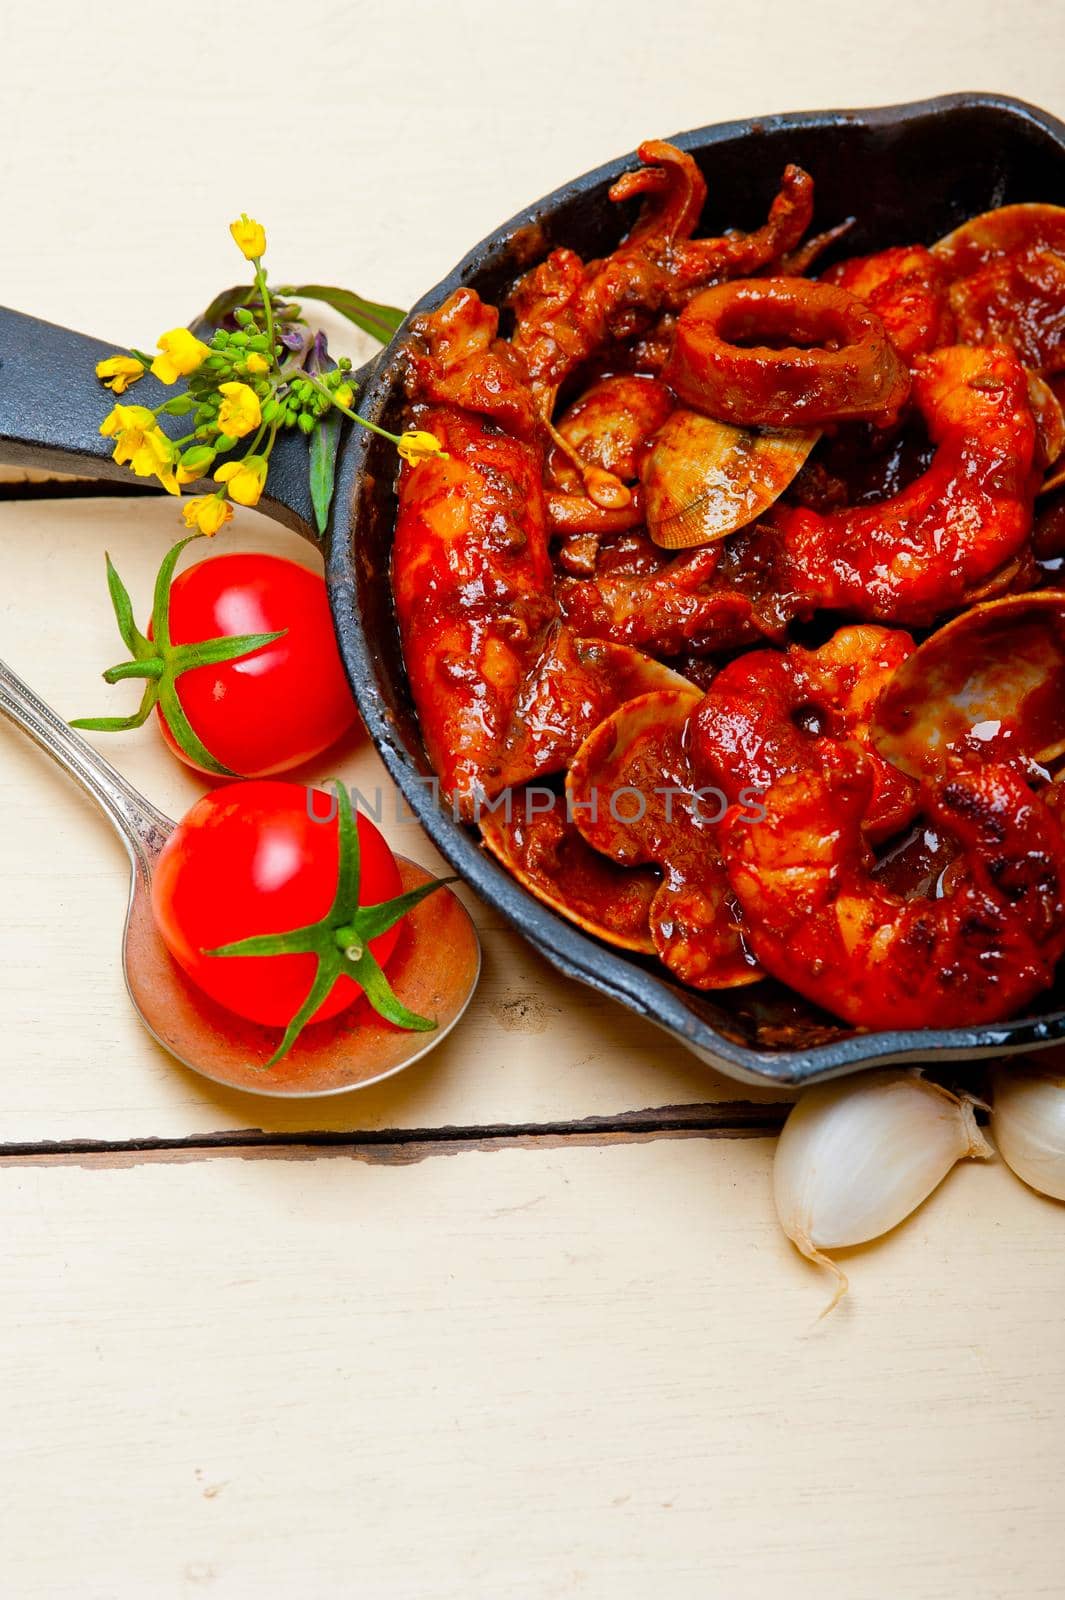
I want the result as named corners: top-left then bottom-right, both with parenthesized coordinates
top-left (75, 534), bottom-right (288, 777)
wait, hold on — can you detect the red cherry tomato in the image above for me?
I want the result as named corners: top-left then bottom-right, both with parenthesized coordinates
top-left (151, 782), bottom-right (402, 1028)
top-left (153, 553), bottom-right (357, 777)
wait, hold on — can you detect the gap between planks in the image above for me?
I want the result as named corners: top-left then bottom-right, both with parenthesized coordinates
top-left (0, 478), bottom-right (160, 501)
top-left (0, 1101), bottom-right (789, 1170)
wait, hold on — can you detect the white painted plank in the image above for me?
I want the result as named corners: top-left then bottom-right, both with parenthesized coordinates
top-left (1, 1139), bottom-right (1062, 1598)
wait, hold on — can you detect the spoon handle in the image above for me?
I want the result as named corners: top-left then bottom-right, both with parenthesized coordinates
top-left (0, 657), bottom-right (173, 872)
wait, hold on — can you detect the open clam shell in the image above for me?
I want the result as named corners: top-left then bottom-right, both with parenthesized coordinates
top-left (871, 591), bottom-right (1065, 778)
top-left (566, 688), bottom-right (762, 988)
top-left (933, 206), bottom-right (1065, 377)
top-left (641, 407), bottom-right (819, 549)
top-left (480, 785), bottom-right (659, 954)
top-left (932, 203), bottom-right (1065, 276)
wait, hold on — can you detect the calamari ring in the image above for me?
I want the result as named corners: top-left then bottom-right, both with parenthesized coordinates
top-left (690, 625), bottom-right (918, 843)
top-left (722, 745), bottom-right (1065, 1031)
top-left (665, 276), bottom-right (911, 427)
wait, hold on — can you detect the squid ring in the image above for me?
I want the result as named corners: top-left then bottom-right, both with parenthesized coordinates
top-left (665, 276), bottom-right (911, 426)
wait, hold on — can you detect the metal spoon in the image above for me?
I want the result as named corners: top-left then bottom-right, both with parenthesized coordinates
top-left (0, 658), bottom-right (481, 1098)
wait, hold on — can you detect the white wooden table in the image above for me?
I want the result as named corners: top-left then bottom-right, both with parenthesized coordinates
top-left (1, 4), bottom-right (1063, 1595)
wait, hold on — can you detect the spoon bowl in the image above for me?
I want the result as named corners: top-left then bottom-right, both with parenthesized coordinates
top-left (0, 659), bottom-right (481, 1098)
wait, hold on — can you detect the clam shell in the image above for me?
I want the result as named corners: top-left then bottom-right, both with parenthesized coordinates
top-left (871, 591), bottom-right (1065, 778)
top-left (566, 688), bottom-right (762, 988)
top-left (932, 203), bottom-right (1065, 276)
top-left (642, 407), bottom-right (819, 549)
top-left (480, 786), bottom-right (658, 954)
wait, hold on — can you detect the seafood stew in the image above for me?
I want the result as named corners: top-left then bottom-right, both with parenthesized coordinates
top-left (299, 97), bottom-right (1065, 1081)
top-left (392, 125), bottom-right (1065, 1043)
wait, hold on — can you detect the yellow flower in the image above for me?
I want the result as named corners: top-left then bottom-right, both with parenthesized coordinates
top-left (397, 428), bottom-right (449, 467)
top-left (245, 352), bottom-right (270, 375)
top-left (95, 355), bottom-right (144, 394)
top-left (230, 214), bottom-right (267, 260)
top-left (214, 455), bottom-right (268, 507)
top-left (182, 495), bottom-right (233, 536)
top-left (151, 327), bottom-right (210, 385)
top-left (334, 383), bottom-right (354, 409)
top-left (100, 404), bottom-right (179, 494)
top-left (175, 445), bottom-right (217, 487)
top-left (100, 402), bottom-right (154, 438)
top-left (216, 381), bottom-right (262, 440)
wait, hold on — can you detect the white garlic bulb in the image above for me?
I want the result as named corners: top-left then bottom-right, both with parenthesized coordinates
top-left (990, 1066), bottom-right (1065, 1201)
top-left (773, 1069), bottom-right (992, 1310)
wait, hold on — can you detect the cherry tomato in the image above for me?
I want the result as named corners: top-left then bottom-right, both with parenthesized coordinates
top-left (154, 552), bottom-right (357, 777)
top-left (151, 782), bottom-right (402, 1028)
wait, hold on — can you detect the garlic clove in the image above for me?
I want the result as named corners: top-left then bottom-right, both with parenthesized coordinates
top-left (773, 1069), bottom-right (993, 1312)
top-left (990, 1066), bottom-right (1065, 1202)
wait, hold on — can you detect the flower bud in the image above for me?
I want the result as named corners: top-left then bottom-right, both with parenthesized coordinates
top-left (397, 428), bottom-right (449, 467)
top-left (216, 382), bottom-right (262, 440)
top-left (214, 454), bottom-right (268, 507)
top-left (95, 355), bottom-right (145, 395)
top-left (151, 327), bottom-right (210, 385)
top-left (182, 494), bottom-right (234, 536)
top-left (229, 215), bottom-right (267, 260)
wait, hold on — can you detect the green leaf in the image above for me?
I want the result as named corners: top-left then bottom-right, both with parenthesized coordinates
top-left (105, 554), bottom-right (140, 654)
top-left (170, 629), bottom-right (286, 673)
top-left (198, 284), bottom-right (253, 331)
top-left (206, 924), bottom-right (322, 959)
top-left (281, 285), bottom-right (406, 345)
top-left (330, 782), bottom-right (362, 919)
top-left (353, 877), bottom-right (458, 942)
top-left (261, 951), bottom-right (344, 1067)
top-left (71, 680), bottom-right (158, 733)
top-left (151, 534), bottom-right (202, 654)
top-left (308, 407), bottom-right (342, 537)
top-left (70, 713), bottom-right (154, 733)
top-left (155, 674), bottom-right (237, 777)
top-left (347, 946), bottom-right (437, 1032)
top-left (101, 658), bottom-right (163, 684)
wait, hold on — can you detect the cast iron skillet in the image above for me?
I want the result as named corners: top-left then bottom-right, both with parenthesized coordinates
top-left (3, 91), bottom-right (1065, 1087)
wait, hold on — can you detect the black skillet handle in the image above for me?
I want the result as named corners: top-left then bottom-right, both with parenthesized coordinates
top-left (0, 305), bottom-right (323, 540)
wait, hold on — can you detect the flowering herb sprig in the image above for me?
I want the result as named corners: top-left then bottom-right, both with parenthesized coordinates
top-left (95, 216), bottom-right (446, 536)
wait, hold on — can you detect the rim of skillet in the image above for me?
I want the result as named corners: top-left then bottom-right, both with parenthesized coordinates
top-left (326, 91), bottom-right (1065, 1087)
